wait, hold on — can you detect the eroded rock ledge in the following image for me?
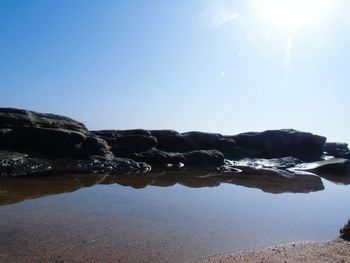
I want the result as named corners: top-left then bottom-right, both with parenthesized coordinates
top-left (0, 108), bottom-right (349, 184)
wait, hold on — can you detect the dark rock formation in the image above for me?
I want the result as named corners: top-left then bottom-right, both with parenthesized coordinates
top-left (183, 150), bottom-right (224, 167)
top-left (324, 142), bottom-right (350, 159)
top-left (299, 158), bottom-right (350, 175)
top-left (293, 158), bottom-right (350, 184)
top-left (134, 129), bottom-right (326, 161)
top-left (129, 149), bottom-right (186, 166)
top-left (0, 108), bottom-right (109, 158)
top-left (340, 219), bottom-right (350, 241)
top-left (0, 107), bottom-right (86, 131)
top-left (232, 129), bottom-right (326, 161)
top-left (91, 130), bottom-right (157, 155)
top-left (72, 155), bottom-right (151, 173)
top-left (0, 151), bottom-right (52, 176)
top-left (150, 130), bottom-right (191, 152)
top-left (230, 157), bottom-right (302, 171)
top-left (0, 150), bottom-right (151, 176)
top-left (1, 107), bottom-right (348, 187)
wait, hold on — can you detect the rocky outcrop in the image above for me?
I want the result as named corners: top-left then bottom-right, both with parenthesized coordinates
top-left (91, 130), bottom-right (157, 155)
top-left (72, 155), bottom-right (151, 173)
top-left (0, 108), bottom-right (109, 158)
top-left (183, 150), bottom-right (224, 167)
top-left (0, 150), bottom-right (151, 176)
top-left (124, 149), bottom-right (225, 167)
top-left (231, 129), bottom-right (326, 161)
top-left (292, 158), bottom-right (350, 184)
top-left (134, 129), bottom-right (326, 161)
top-left (297, 158), bottom-right (350, 175)
top-left (324, 142), bottom-right (350, 159)
top-left (0, 151), bottom-right (52, 176)
top-left (1, 107), bottom-right (349, 186)
top-left (0, 108), bottom-right (86, 131)
top-left (128, 149), bottom-right (186, 165)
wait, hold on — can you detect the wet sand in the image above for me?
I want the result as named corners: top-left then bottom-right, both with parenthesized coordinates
top-left (196, 238), bottom-right (350, 263)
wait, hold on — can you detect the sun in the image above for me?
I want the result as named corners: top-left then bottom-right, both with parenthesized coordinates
top-left (254, 0), bottom-right (335, 30)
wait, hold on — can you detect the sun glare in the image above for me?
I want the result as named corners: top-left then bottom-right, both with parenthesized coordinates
top-left (254, 0), bottom-right (335, 30)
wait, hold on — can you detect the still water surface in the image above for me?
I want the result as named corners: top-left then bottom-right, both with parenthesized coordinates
top-left (0, 171), bottom-right (349, 262)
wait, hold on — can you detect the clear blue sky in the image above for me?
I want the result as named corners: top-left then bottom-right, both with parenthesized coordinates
top-left (1, 0), bottom-right (349, 143)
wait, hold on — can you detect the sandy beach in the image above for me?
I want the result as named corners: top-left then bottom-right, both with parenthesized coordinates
top-left (196, 238), bottom-right (350, 263)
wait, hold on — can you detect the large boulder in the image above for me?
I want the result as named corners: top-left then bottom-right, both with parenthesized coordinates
top-left (0, 108), bottom-right (109, 158)
top-left (232, 129), bottom-right (326, 161)
top-left (0, 127), bottom-right (108, 158)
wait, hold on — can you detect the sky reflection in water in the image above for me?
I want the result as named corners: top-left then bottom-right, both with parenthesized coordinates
top-left (0, 171), bottom-right (349, 262)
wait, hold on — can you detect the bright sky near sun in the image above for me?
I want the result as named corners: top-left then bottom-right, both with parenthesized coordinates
top-left (0, 0), bottom-right (349, 143)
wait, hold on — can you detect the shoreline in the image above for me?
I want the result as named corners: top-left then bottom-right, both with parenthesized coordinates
top-left (195, 238), bottom-right (350, 263)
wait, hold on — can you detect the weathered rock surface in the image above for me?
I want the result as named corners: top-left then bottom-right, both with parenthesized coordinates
top-left (0, 151), bottom-right (52, 176)
top-left (0, 107), bottom-right (348, 189)
top-left (0, 108), bottom-right (86, 131)
top-left (93, 128), bottom-right (328, 163)
top-left (183, 150), bottom-right (224, 167)
top-left (72, 155), bottom-right (151, 174)
top-left (124, 149), bottom-right (225, 167)
top-left (120, 129), bottom-right (326, 161)
top-left (297, 158), bottom-right (350, 175)
top-left (324, 142), bottom-right (350, 159)
top-left (231, 129), bottom-right (326, 161)
top-left (128, 149), bottom-right (186, 165)
top-left (0, 150), bottom-right (151, 176)
top-left (91, 130), bottom-right (157, 155)
top-left (0, 108), bottom-right (109, 158)
top-left (293, 158), bottom-right (350, 184)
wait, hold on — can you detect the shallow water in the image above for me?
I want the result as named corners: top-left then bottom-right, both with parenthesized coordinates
top-left (0, 171), bottom-right (349, 263)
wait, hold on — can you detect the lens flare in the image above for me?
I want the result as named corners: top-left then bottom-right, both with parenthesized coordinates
top-left (254, 0), bottom-right (335, 30)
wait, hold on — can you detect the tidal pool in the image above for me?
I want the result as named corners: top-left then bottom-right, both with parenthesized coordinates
top-left (0, 171), bottom-right (349, 263)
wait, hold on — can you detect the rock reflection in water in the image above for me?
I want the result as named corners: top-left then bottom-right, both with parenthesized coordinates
top-left (0, 169), bottom-right (325, 206)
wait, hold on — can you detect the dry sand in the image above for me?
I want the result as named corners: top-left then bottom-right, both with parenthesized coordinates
top-left (195, 238), bottom-right (350, 263)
